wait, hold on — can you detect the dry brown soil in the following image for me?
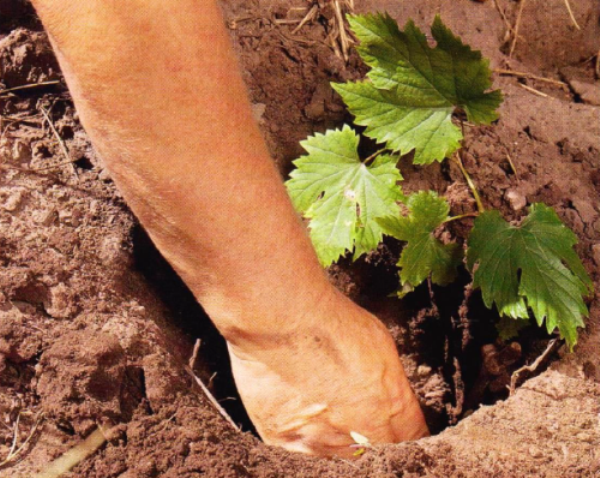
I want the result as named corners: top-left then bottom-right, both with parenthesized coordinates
top-left (1, 0), bottom-right (600, 476)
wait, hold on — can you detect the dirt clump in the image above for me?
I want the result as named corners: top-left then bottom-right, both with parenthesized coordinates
top-left (1, 0), bottom-right (600, 477)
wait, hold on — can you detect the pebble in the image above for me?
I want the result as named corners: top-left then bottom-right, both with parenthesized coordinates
top-left (0, 187), bottom-right (24, 211)
top-left (529, 446), bottom-right (543, 458)
top-left (417, 364), bottom-right (432, 377)
top-left (571, 198), bottom-right (597, 225)
top-left (99, 235), bottom-right (124, 264)
top-left (44, 283), bottom-right (74, 319)
top-left (568, 79), bottom-right (600, 107)
top-left (505, 189), bottom-right (527, 211)
top-left (251, 103), bottom-right (266, 123)
top-left (32, 208), bottom-right (56, 226)
top-left (10, 141), bottom-right (30, 163)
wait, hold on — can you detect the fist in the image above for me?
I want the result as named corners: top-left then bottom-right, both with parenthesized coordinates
top-left (227, 290), bottom-right (429, 457)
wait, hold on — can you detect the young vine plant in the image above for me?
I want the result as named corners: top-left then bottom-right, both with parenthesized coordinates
top-left (285, 13), bottom-right (594, 350)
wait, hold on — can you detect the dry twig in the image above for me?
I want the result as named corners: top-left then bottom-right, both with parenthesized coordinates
top-left (0, 80), bottom-right (61, 96)
top-left (0, 412), bottom-right (45, 468)
top-left (188, 369), bottom-right (241, 432)
top-left (505, 151), bottom-right (518, 177)
top-left (186, 340), bottom-right (240, 432)
top-left (332, 0), bottom-right (353, 62)
top-left (40, 105), bottom-right (78, 177)
top-left (509, 339), bottom-right (560, 395)
top-left (31, 424), bottom-right (115, 478)
top-left (492, 0), bottom-right (514, 41)
top-left (292, 0), bottom-right (355, 62)
top-left (518, 83), bottom-right (549, 98)
top-left (188, 338), bottom-right (202, 369)
top-left (563, 0), bottom-right (581, 30)
top-left (509, 0), bottom-right (527, 59)
top-left (292, 4), bottom-right (319, 34)
top-left (494, 69), bottom-right (568, 87)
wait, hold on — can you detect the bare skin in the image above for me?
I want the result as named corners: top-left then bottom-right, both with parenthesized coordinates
top-left (30, 0), bottom-right (429, 456)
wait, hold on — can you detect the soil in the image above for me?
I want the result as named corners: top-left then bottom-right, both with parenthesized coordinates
top-left (1, 0), bottom-right (599, 476)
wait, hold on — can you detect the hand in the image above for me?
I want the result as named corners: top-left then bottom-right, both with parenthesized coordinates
top-left (27, 0), bottom-right (428, 457)
top-left (227, 288), bottom-right (429, 457)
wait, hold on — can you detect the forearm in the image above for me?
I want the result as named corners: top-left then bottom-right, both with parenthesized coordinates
top-left (31, 0), bottom-right (331, 343)
top-left (30, 2), bottom-right (430, 452)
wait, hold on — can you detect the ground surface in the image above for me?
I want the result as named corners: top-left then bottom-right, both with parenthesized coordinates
top-left (0, 0), bottom-right (599, 476)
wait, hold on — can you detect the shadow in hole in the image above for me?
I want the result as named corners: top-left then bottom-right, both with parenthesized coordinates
top-left (0, 0), bottom-right (42, 34)
top-left (131, 224), bottom-right (257, 435)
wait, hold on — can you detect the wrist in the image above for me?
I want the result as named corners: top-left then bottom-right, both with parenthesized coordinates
top-left (200, 280), bottom-right (339, 354)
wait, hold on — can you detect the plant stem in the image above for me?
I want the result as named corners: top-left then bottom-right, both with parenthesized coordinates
top-left (363, 148), bottom-right (387, 166)
top-left (454, 152), bottom-right (485, 213)
top-left (443, 212), bottom-right (479, 224)
top-left (509, 0), bottom-right (527, 59)
top-left (456, 119), bottom-right (484, 213)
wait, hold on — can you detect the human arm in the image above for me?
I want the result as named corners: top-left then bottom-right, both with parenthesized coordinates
top-left (29, 0), bottom-right (428, 456)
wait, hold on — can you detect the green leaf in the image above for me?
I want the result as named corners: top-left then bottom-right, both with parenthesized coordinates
top-left (332, 14), bottom-right (502, 164)
top-left (496, 316), bottom-right (530, 342)
top-left (467, 204), bottom-right (594, 350)
top-left (378, 191), bottom-right (462, 295)
top-left (285, 126), bottom-right (403, 265)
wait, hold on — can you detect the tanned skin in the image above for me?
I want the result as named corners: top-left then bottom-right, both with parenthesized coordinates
top-left (29, 0), bottom-right (429, 457)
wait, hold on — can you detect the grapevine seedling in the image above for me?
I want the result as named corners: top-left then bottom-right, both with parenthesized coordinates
top-left (285, 14), bottom-right (593, 349)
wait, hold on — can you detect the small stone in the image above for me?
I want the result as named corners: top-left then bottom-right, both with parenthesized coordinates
top-left (32, 209), bottom-right (56, 226)
top-left (44, 283), bottom-right (75, 319)
top-left (251, 103), bottom-right (266, 123)
top-left (417, 365), bottom-right (432, 377)
top-left (505, 189), bottom-right (527, 211)
top-left (58, 209), bottom-right (72, 223)
top-left (529, 446), bottom-right (543, 458)
top-left (571, 198), bottom-right (597, 225)
top-left (11, 140), bottom-right (31, 163)
top-left (99, 235), bottom-right (123, 263)
top-left (0, 187), bottom-right (24, 211)
top-left (568, 79), bottom-right (600, 107)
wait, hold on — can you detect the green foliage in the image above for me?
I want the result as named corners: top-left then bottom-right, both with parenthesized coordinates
top-left (332, 14), bottom-right (502, 164)
top-left (496, 316), bottom-right (530, 341)
top-left (285, 12), bottom-right (592, 349)
top-left (467, 205), bottom-right (594, 350)
top-left (286, 126), bottom-right (403, 265)
top-left (378, 191), bottom-right (462, 296)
